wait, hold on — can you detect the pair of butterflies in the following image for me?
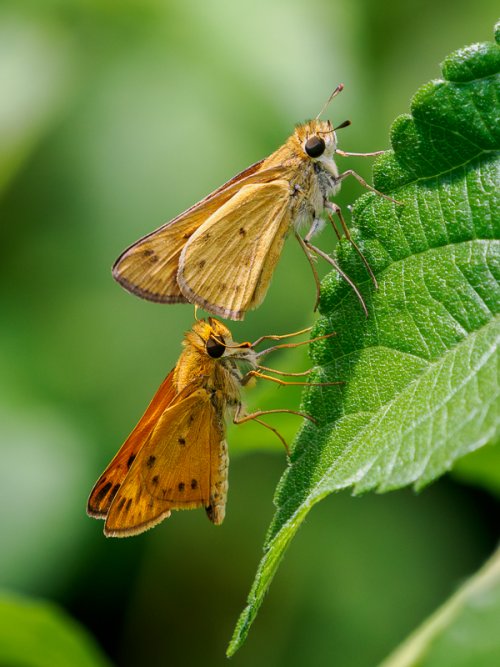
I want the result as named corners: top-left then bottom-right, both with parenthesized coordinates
top-left (88, 86), bottom-right (385, 536)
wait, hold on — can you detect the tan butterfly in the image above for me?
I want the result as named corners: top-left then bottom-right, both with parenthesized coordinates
top-left (113, 85), bottom-right (394, 320)
top-left (87, 318), bottom-right (336, 536)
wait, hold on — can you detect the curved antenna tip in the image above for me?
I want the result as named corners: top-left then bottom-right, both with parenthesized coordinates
top-left (316, 83), bottom-right (345, 120)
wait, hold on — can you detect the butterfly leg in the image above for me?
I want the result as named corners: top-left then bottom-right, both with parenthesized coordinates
top-left (336, 149), bottom-right (385, 157)
top-left (295, 232), bottom-right (322, 310)
top-left (233, 404), bottom-right (290, 454)
top-left (324, 200), bottom-right (378, 289)
top-left (300, 216), bottom-right (365, 312)
top-left (257, 364), bottom-right (314, 377)
top-left (302, 227), bottom-right (369, 317)
top-left (336, 169), bottom-right (401, 204)
top-left (241, 369), bottom-right (341, 388)
top-left (233, 405), bottom-right (319, 455)
top-left (234, 402), bottom-right (316, 425)
top-left (251, 326), bottom-right (312, 348)
top-left (254, 332), bottom-right (336, 359)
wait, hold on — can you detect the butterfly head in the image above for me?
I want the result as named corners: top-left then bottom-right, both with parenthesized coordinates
top-left (295, 119), bottom-right (338, 163)
top-left (188, 318), bottom-right (257, 366)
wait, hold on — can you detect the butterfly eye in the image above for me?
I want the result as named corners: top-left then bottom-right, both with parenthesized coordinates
top-left (304, 135), bottom-right (325, 158)
top-left (206, 336), bottom-right (226, 358)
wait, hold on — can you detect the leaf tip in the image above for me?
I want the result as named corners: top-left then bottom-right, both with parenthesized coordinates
top-left (226, 605), bottom-right (252, 657)
top-left (441, 28), bottom-right (500, 82)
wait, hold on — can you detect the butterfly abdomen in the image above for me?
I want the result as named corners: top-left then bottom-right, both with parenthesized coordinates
top-left (206, 437), bottom-right (228, 525)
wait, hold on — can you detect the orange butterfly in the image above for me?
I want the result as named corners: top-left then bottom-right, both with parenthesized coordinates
top-left (87, 318), bottom-right (336, 536)
top-left (113, 85), bottom-right (394, 320)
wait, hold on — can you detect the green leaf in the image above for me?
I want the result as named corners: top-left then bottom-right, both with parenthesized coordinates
top-left (228, 25), bottom-right (500, 656)
top-left (0, 592), bottom-right (111, 667)
top-left (379, 548), bottom-right (500, 667)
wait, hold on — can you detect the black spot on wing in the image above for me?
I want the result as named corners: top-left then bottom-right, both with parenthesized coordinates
top-left (94, 481), bottom-right (112, 505)
top-left (143, 249), bottom-right (159, 263)
top-left (147, 455), bottom-right (156, 468)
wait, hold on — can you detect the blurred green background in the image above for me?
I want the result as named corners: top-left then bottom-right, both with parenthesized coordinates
top-left (0, 1), bottom-right (498, 665)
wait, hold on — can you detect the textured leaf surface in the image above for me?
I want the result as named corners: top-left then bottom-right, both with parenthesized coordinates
top-left (228, 26), bottom-right (500, 656)
top-left (0, 592), bottom-right (111, 667)
top-left (379, 548), bottom-right (500, 667)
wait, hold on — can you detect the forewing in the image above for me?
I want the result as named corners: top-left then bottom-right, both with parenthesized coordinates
top-left (177, 180), bottom-right (291, 320)
top-left (87, 370), bottom-right (177, 518)
top-left (103, 388), bottom-right (225, 537)
top-left (112, 161), bottom-right (286, 303)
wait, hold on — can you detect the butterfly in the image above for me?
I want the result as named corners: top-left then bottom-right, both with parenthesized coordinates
top-left (87, 318), bottom-right (336, 536)
top-left (112, 84), bottom-right (394, 320)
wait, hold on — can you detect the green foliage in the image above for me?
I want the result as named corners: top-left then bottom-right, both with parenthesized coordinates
top-left (0, 15), bottom-right (74, 193)
top-left (228, 25), bottom-right (500, 656)
top-left (380, 548), bottom-right (500, 667)
top-left (453, 442), bottom-right (500, 496)
top-left (0, 592), bottom-right (111, 667)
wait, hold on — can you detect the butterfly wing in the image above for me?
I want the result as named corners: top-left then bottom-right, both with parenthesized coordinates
top-left (87, 369), bottom-right (177, 518)
top-left (103, 387), bottom-right (227, 537)
top-left (177, 180), bottom-right (291, 320)
top-left (112, 161), bottom-right (285, 303)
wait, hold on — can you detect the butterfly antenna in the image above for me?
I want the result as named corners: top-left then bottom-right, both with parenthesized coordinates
top-left (316, 83), bottom-right (344, 120)
top-left (334, 119), bottom-right (351, 131)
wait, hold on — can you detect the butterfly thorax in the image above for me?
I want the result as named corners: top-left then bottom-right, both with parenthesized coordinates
top-left (174, 343), bottom-right (241, 413)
